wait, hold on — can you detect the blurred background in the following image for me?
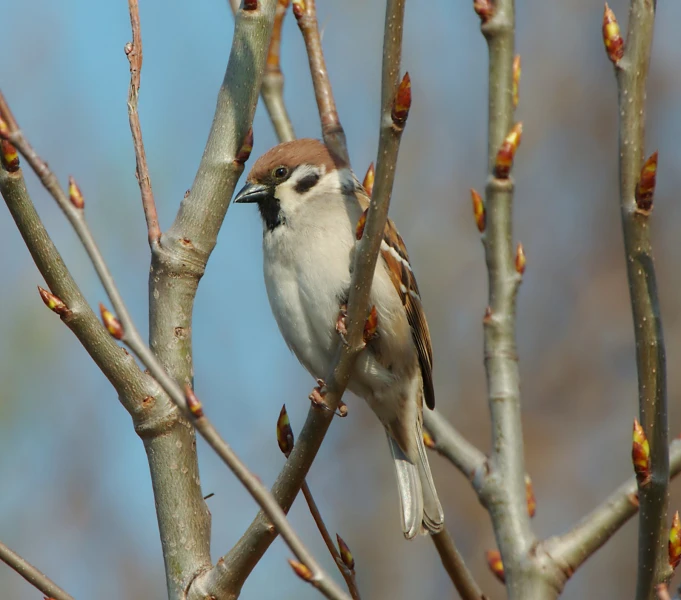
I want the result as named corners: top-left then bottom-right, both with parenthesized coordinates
top-left (1, 0), bottom-right (681, 598)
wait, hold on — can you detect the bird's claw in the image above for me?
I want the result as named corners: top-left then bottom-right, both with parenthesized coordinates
top-left (309, 379), bottom-right (348, 417)
top-left (335, 304), bottom-right (349, 345)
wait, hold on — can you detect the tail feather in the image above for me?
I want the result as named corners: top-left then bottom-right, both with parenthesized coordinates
top-left (388, 431), bottom-right (444, 539)
top-left (416, 420), bottom-right (444, 533)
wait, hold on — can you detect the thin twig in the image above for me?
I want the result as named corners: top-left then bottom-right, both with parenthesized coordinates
top-left (293, 0), bottom-right (348, 163)
top-left (301, 482), bottom-right (361, 599)
top-left (0, 120), bottom-right (213, 600)
top-left (546, 438), bottom-right (681, 575)
top-left (611, 2), bottom-right (667, 596)
top-left (262, 0), bottom-right (296, 142)
top-left (192, 0), bottom-right (410, 596)
top-left (125, 0), bottom-right (160, 245)
top-left (0, 539), bottom-right (75, 600)
top-left (432, 528), bottom-right (488, 600)
top-left (423, 410), bottom-right (487, 482)
top-left (0, 99), bottom-right (349, 600)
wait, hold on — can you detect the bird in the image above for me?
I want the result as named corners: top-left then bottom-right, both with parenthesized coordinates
top-left (233, 138), bottom-right (444, 538)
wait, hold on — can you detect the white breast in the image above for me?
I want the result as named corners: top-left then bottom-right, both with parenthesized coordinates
top-left (262, 195), bottom-right (360, 380)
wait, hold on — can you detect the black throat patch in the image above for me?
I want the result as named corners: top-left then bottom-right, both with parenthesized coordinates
top-left (257, 195), bottom-right (283, 231)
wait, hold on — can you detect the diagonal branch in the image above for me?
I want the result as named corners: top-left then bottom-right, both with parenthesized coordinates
top-left (0, 539), bottom-right (75, 600)
top-left (125, 0), bottom-right (160, 245)
top-left (0, 93), bottom-right (349, 600)
top-left (546, 438), bottom-right (681, 574)
top-left (432, 529), bottom-right (488, 600)
top-left (190, 0), bottom-right (411, 596)
top-left (610, 2), bottom-right (668, 597)
top-left (293, 0), bottom-right (348, 163)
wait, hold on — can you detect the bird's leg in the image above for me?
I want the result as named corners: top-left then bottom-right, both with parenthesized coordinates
top-left (335, 303), bottom-right (349, 343)
top-left (309, 379), bottom-right (348, 417)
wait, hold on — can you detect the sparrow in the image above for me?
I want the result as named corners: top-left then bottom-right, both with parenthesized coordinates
top-left (234, 138), bottom-right (444, 538)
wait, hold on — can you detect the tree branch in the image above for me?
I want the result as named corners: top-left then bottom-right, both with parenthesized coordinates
top-left (610, 2), bottom-right (668, 596)
top-left (546, 438), bottom-right (681, 575)
top-left (0, 129), bottom-right (211, 600)
top-left (301, 482), bottom-right (361, 600)
top-left (423, 409), bottom-right (487, 482)
top-left (125, 0), bottom-right (160, 245)
top-left (262, 0), bottom-right (296, 143)
top-left (190, 0), bottom-right (410, 596)
top-left (293, 0), bottom-right (348, 163)
top-left (0, 540), bottom-right (75, 600)
top-left (1, 94), bottom-right (350, 600)
top-left (474, 3), bottom-right (539, 596)
top-left (432, 529), bottom-right (488, 600)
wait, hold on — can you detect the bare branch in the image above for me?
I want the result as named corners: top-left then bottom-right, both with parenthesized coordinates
top-left (262, 0), bottom-right (296, 143)
top-left (293, 0), bottom-right (348, 162)
top-left (0, 540), bottom-right (75, 600)
top-left (473, 2), bottom-right (539, 594)
top-left (423, 410), bottom-right (487, 482)
top-left (0, 91), bottom-right (349, 600)
top-left (607, 3), bottom-right (667, 595)
top-left (125, 0), bottom-right (160, 245)
top-left (432, 529), bottom-right (488, 600)
top-left (546, 439), bottom-right (681, 575)
top-left (0, 99), bottom-right (213, 599)
top-left (192, 0), bottom-right (410, 595)
top-left (301, 482), bottom-right (361, 599)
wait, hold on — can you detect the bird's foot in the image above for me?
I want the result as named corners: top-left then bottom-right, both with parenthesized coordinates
top-left (335, 304), bottom-right (349, 345)
top-left (309, 379), bottom-right (348, 417)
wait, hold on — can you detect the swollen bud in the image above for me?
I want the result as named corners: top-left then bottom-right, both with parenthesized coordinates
top-left (494, 122), bottom-right (523, 179)
top-left (0, 140), bottom-right (19, 172)
top-left (38, 286), bottom-right (70, 317)
top-left (336, 534), bottom-right (355, 571)
top-left (485, 549), bottom-right (505, 583)
top-left (0, 115), bottom-right (9, 140)
top-left (391, 72), bottom-right (412, 128)
top-left (635, 151), bottom-right (658, 213)
top-left (513, 55), bottom-right (521, 109)
top-left (292, 0), bottom-right (305, 19)
top-left (471, 188), bottom-right (486, 233)
top-left (356, 208), bottom-right (369, 240)
top-left (515, 242), bottom-right (526, 275)
top-left (473, 0), bottom-right (494, 23)
top-left (525, 474), bottom-right (536, 518)
top-left (277, 404), bottom-right (294, 457)
top-left (288, 559), bottom-right (313, 582)
top-left (632, 418), bottom-right (651, 486)
top-left (99, 303), bottom-right (124, 340)
top-left (185, 385), bottom-right (204, 418)
top-left (423, 430), bottom-right (436, 449)
top-left (363, 163), bottom-right (375, 197)
top-left (602, 4), bottom-right (624, 64)
top-left (235, 128), bottom-right (254, 165)
top-left (363, 305), bottom-right (379, 343)
top-left (68, 176), bottom-right (84, 210)
top-left (670, 511), bottom-right (681, 570)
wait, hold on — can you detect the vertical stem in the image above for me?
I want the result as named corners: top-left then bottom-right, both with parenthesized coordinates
top-left (614, 1), bottom-right (668, 597)
top-left (479, 0), bottom-right (535, 588)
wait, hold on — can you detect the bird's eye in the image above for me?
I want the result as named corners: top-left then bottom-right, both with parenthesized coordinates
top-left (273, 166), bottom-right (288, 179)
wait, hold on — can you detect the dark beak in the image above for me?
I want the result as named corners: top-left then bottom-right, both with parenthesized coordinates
top-left (233, 182), bottom-right (270, 204)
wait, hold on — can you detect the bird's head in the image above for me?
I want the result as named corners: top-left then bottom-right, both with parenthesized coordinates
top-left (233, 138), bottom-right (356, 230)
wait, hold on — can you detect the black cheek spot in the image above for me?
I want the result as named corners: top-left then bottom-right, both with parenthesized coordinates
top-left (294, 172), bottom-right (320, 195)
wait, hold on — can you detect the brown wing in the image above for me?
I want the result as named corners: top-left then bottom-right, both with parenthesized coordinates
top-left (355, 191), bottom-right (435, 409)
top-left (380, 217), bottom-right (435, 410)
